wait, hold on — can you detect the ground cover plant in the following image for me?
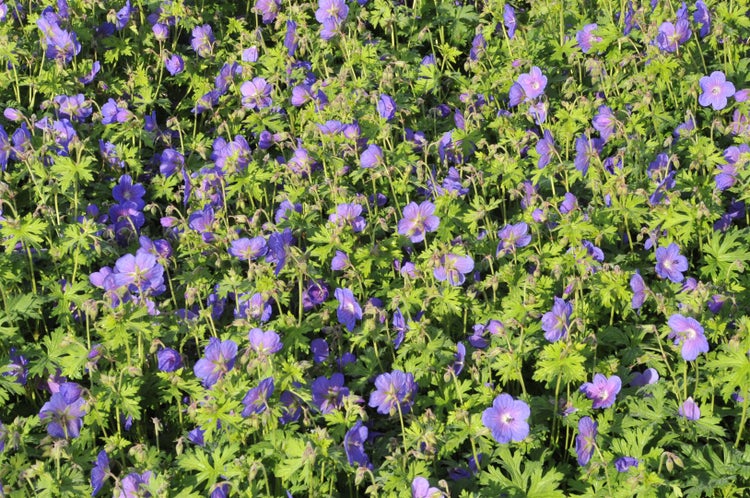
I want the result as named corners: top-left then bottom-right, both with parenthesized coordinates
top-left (1, 0), bottom-right (750, 496)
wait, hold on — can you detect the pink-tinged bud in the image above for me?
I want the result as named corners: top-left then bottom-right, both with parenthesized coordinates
top-left (3, 108), bottom-right (22, 121)
top-left (160, 216), bottom-right (178, 227)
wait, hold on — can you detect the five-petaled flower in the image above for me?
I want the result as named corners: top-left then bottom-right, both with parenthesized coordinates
top-left (699, 71), bottom-right (735, 111)
top-left (311, 373), bottom-right (349, 414)
top-left (398, 201), bottom-right (440, 243)
top-left (193, 338), bottom-right (238, 388)
top-left (368, 369), bottom-right (418, 416)
top-left (655, 243), bottom-right (688, 283)
top-left (516, 66), bottom-right (547, 102)
top-left (248, 328), bottom-right (282, 357)
top-left (579, 374), bottom-right (622, 409)
top-left (39, 382), bottom-right (86, 438)
top-left (541, 296), bottom-right (572, 342)
top-left (433, 253), bottom-right (474, 286)
top-left (667, 314), bottom-right (709, 361)
top-left (497, 222), bottom-right (532, 256)
top-left (481, 393), bottom-right (530, 443)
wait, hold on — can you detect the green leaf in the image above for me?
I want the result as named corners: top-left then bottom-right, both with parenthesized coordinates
top-left (533, 342), bottom-right (588, 388)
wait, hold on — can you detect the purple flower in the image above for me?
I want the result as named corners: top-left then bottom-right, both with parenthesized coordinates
top-left (241, 377), bottom-right (274, 416)
top-left (630, 271), bottom-right (646, 309)
top-left (508, 83), bottom-right (525, 107)
top-left (377, 94), bottom-right (396, 120)
top-left (159, 148), bottom-right (184, 177)
top-left (329, 203), bottom-right (366, 232)
top-left (674, 117), bottom-right (695, 139)
top-left (113, 174), bottom-right (146, 208)
top-left (496, 222), bottom-right (532, 256)
top-left (392, 308), bottom-right (408, 349)
top-left (37, 17), bottom-right (81, 64)
top-left (310, 338), bottom-right (329, 363)
top-left (101, 99), bottom-right (130, 124)
top-left (315, 0), bottom-right (348, 39)
top-left (229, 236), bottom-right (267, 261)
top-left (516, 66), bottom-right (547, 101)
top-left (368, 369), bottom-right (418, 415)
top-left (248, 328), bottom-right (282, 356)
top-left (678, 397), bottom-right (700, 420)
top-left (579, 374), bottom-right (622, 409)
top-left (593, 105), bottom-right (616, 142)
top-left (189, 205), bottom-right (216, 243)
top-left (536, 130), bottom-right (556, 169)
top-left (91, 450), bottom-right (109, 496)
top-left (656, 20), bottom-right (690, 53)
top-left (335, 288), bottom-right (362, 331)
top-left (654, 243), bottom-right (688, 283)
top-left (360, 143), bottom-right (383, 168)
top-left (694, 1), bottom-right (710, 38)
top-left (191, 24), bottom-right (214, 57)
top-left (254, 0), bottom-right (280, 24)
top-left (311, 373), bottom-right (349, 414)
top-left (528, 101), bottom-right (547, 125)
top-left (575, 416), bottom-right (597, 466)
top-left (577, 24), bottom-right (601, 53)
top-left (411, 477), bottom-right (443, 498)
top-left (3, 108), bottom-right (23, 126)
top-left (236, 292), bottom-right (273, 322)
top-left (214, 62), bottom-right (243, 94)
top-left (344, 421), bottom-right (371, 468)
top-left (241, 77), bottom-right (273, 110)
top-left (5, 347), bottom-right (28, 385)
top-left (80, 61), bottom-right (101, 84)
top-left (164, 54), bottom-right (185, 76)
top-left (468, 319), bottom-right (503, 349)
top-left (157, 348), bottom-right (182, 372)
top-left (211, 484), bottom-right (230, 498)
top-left (481, 393), bottom-right (530, 443)
top-left (193, 338), bottom-right (237, 388)
top-left (574, 135), bottom-right (603, 175)
top-left (275, 199), bottom-right (302, 223)
top-left (279, 390), bottom-right (303, 424)
top-left (39, 382), bottom-right (86, 438)
top-left (707, 294), bottom-right (727, 314)
top-left (503, 4), bottom-right (516, 39)
top-left (118, 471), bottom-right (152, 498)
top-left (331, 250), bottom-right (349, 271)
top-left (55, 94), bottom-right (92, 122)
top-left (152, 23), bottom-right (169, 41)
top-left (284, 20), bottom-right (298, 55)
top-left (615, 456), bottom-right (639, 472)
top-left (667, 314), bottom-right (709, 361)
top-left (699, 71), bottom-right (735, 111)
top-left (469, 33), bottom-right (486, 61)
top-left (265, 228), bottom-right (294, 276)
top-left (434, 253), bottom-right (474, 286)
top-left (437, 167), bottom-right (468, 196)
top-left (398, 201), bottom-right (440, 243)
top-left (112, 249), bottom-right (165, 295)
top-left (541, 297), bottom-right (572, 342)
top-left (303, 281), bottom-right (329, 310)
top-left (630, 368), bottom-right (659, 387)
top-left (450, 342), bottom-right (466, 376)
